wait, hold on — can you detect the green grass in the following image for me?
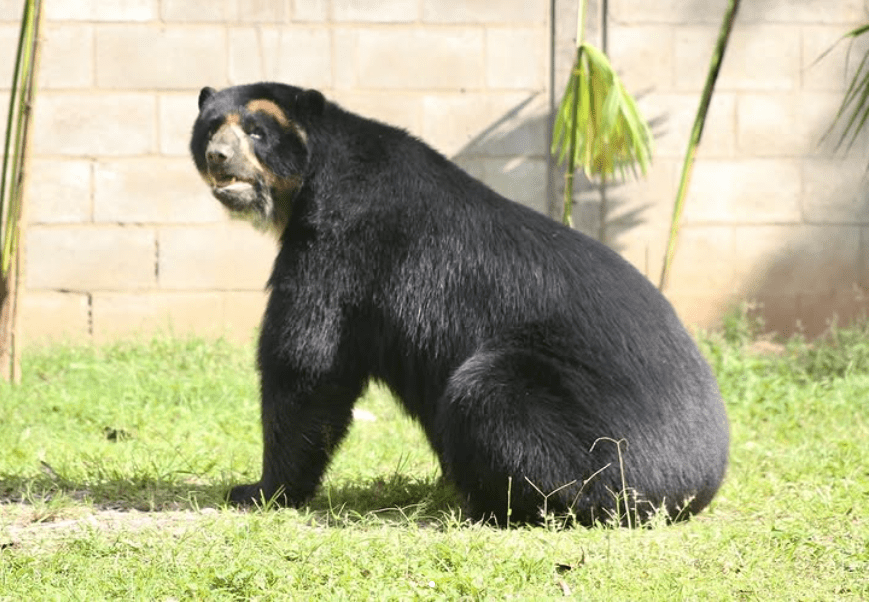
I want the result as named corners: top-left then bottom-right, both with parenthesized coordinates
top-left (1, 316), bottom-right (868, 600)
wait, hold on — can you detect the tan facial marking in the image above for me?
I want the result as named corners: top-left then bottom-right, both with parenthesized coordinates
top-left (246, 99), bottom-right (290, 128)
top-left (227, 122), bottom-right (265, 174)
top-left (244, 99), bottom-right (308, 145)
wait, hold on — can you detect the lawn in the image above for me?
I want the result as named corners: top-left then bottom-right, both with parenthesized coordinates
top-left (0, 314), bottom-right (867, 600)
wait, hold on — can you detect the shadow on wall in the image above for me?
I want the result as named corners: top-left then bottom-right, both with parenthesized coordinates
top-left (736, 165), bottom-right (869, 337)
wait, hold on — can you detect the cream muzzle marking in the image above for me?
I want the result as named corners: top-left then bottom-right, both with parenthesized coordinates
top-left (205, 122), bottom-right (262, 189)
top-left (203, 119), bottom-right (279, 230)
top-left (201, 104), bottom-right (306, 236)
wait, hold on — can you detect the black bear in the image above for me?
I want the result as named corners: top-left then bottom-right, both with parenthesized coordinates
top-left (190, 83), bottom-right (729, 526)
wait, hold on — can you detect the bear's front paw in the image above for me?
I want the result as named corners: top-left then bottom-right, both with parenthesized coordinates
top-left (227, 482), bottom-right (290, 507)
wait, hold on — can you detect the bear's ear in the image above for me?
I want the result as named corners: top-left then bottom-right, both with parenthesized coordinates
top-left (198, 87), bottom-right (217, 111)
top-left (297, 89), bottom-right (325, 116)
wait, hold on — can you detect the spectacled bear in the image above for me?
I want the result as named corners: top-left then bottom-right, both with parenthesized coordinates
top-left (190, 82), bottom-right (729, 526)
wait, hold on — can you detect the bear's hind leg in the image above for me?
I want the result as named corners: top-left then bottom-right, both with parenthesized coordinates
top-left (435, 346), bottom-right (616, 526)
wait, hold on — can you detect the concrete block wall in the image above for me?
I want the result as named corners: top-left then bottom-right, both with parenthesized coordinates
top-left (598, 0), bottom-right (869, 334)
top-left (0, 0), bottom-right (550, 343)
top-left (1, 0), bottom-right (868, 343)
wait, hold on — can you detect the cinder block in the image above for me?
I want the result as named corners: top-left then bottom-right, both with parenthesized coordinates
top-left (422, 0), bottom-right (547, 24)
top-left (486, 28), bottom-right (547, 90)
top-left (561, 186), bottom-right (606, 237)
top-left (860, 227), bottom-right (869, 287)
top-left (665, 225), bottom-right (736, 295)
top-left (45, 0), bottom-right (157, 22)
top-left (734, 224), bottom-right (860, 296)
top-left (421, 92), bottom-right (533, 157)
top-left (599, 159), bottom-right (679, 279)
top-left (737, 93), bottom-right (844, 157)
top-left (607, 221), bottom-right (668, 285)
top-left (675, 26), bottom-right (800, 92)
top-left (802, 156), bottom-right (869, 224)
top-left (354, 29), bottom-right (484, 90)
top-left (674, 27), bottom-right (716, 92)
top-left (0, 0), bottom-right (23, 20)
top-left (450, 92), bottom-right (549, 157)
top-left (607, 25), bottom-right (675, 92)
top-left (332, 27), bottom-right (358, 90)
top-left (741, 0), bottom-right (865, 24)
top-left (94, 158), bottom-right (225, 224)
top-left (748, 294), bottom-right (800, 338)
top-left (683, 159), bottom-right (802, 224)
top-left (603, 159), bottom-right (679, 231)
top-left (666, 292), bottom-right (739, 332)
top-left (552, 39), bottom-right (579, 100)
top-left (0, 24), bottom-right (19, 87)
top-left (481, 157), bottom-right (548, 212)
top-left (27, 225), bottom-right (157, 291)
top-left (161, 0), bottom-right (230, 21)
top-left (96, 25), bottom-right (226, 90)
top-left (38, 24), bottom-right (94, 89)
top-left (222, 290), bottom-right (268, 342)
top-left (329, 91), bottom-right (422, 136)
top-left (637, 92), bottom-right (736, 160)
top-left (334, 0), bottom-right (417, 22)
top-left (91, 291), bottom-right (224, 343)
top-left (19, 291), bottom-right (90, 342)
top-left (159, 92), bottom-right (201, 156)
top-left (227, 0), bottom-right (289, 23)
top-left (452, 156), bottom-right (487, 181)
top-left (802, 25), bottom-right (869, 92)
top-left (610, 0), bottom-right (722, 25)
top-left (26, 159), bottom-right (92, 224)
top-left (554, 0), bottom-right (602, 47)
top-left (795, 288), bottom-right (868, 337)
top-left (33, 93), bottom-right (156, 156)
top-left (292, 0), bottom-right (328, 22)
top-left (0, 91), bottom-right (7, 133)
top-left (157, 225), bottom-right (276, 290)
top-left (228, 27), bottom-right (331, 89)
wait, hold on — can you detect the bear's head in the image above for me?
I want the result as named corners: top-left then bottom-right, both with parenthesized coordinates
top-left (190, 83), bottom-right (325, 234)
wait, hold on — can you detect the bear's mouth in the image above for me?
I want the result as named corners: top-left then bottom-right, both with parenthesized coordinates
top-left (213, 177), bottom-right (255, 193)
top-left (210, 176), bottom-right (259, 212)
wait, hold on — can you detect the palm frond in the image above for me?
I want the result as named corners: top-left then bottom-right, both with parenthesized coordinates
top-left (551, 42), bottom-right (653, 185)
top-left (822, 24), bottom-right (869, 154)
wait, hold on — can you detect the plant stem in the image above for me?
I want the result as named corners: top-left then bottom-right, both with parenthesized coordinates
top-left (0, 0), bottom-right (32, 264)
top-left (562, 0), bottom-right (588, 227)
top-left (1, 0), bottom-right (42, 383)
top-left (562, 46), bottom-right (581, 227)
top-left (658, 0), bottom-right (741, 291)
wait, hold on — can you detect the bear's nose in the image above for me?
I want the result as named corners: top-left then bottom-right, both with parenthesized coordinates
top-left (206, 143), bottom-right (233, 166)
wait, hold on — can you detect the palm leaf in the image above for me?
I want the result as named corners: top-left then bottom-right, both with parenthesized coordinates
top-left (551, 42), bottom-right (653, 184)
top-left (822, 24), bottom-right (869, 154)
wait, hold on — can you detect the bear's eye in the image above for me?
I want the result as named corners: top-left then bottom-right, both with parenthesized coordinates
top-left (247, 126), bottom-right (266, 141)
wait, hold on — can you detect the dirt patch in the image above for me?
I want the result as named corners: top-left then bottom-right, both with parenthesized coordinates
top-left (1, 504), bottom-right (221, 552)
top-left (746, 339), bottom-right (788, 356)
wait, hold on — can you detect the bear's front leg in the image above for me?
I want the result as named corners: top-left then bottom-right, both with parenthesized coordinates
top-left (228, 379), bottom-right (361, 507)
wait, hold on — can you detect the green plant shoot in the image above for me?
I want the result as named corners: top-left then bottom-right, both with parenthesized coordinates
top-left (550, 0), bottom-right (653, 227)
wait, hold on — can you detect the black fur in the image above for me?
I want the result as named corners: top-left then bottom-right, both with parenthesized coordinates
top-left (190, 83), bottom-right (729, 526)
